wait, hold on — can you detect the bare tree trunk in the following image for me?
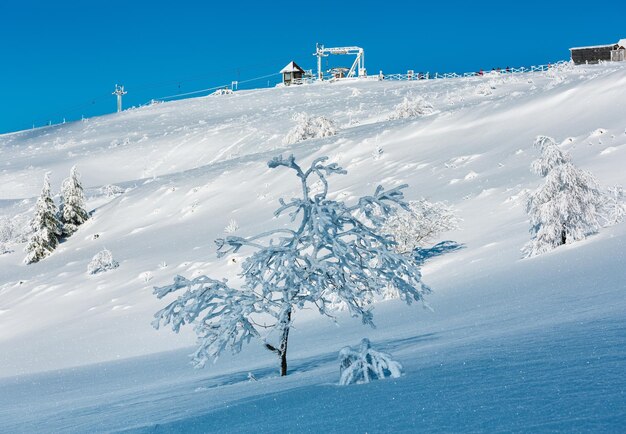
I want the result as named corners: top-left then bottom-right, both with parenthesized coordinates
top-left (279, 309), bottom-right (292, 376)
top-left (264, 309), bottom-right (292, 376)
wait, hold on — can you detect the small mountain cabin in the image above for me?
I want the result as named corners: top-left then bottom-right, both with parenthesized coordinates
top-left (281, 61), bottom-right (305, 86)
top-left (570, 39), bottom-right (626, 65)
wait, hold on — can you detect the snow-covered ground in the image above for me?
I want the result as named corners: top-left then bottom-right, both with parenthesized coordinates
top-left (1, 63), bottom-right (625, 432)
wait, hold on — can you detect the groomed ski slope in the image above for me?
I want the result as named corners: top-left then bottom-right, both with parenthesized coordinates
top-left (0, 63), bottom-right (625, 432)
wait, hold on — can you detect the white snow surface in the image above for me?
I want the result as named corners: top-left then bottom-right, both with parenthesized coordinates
top-left (1, 63), bottom-right (626, 432)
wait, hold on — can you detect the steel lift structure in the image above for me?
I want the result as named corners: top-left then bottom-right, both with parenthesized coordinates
top-left (314, 44), bottom-right (366, 81)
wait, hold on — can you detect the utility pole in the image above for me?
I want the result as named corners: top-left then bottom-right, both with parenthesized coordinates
top-left (112, 84), bottom-right (127, 113)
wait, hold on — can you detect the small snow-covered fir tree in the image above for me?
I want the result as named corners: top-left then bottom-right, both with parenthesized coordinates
top-left (24, 173), bottom-right (62, 264)
top-left (339, 338), bottom-right (403, 385)
top-left (87, 249), bottom-right (119, 274)
top-left (283, 113), bottom-right (337, 145)
top-left (153, 155), bottom-right (429, 376)
top-left (523, 136), bottom-right (604, 258)
top-left (59, 166), bottom-right (89, 236)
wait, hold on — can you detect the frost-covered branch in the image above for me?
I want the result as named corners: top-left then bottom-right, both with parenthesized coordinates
top-left (339, 338), bottom-right (403, 385)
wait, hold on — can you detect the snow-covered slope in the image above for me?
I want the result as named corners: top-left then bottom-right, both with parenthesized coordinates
top-left (1, 63), bottom-right (625, 432)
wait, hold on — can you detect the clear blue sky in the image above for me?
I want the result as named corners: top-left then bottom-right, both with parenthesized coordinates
top-left (0, 0), bottom-right (622, 134)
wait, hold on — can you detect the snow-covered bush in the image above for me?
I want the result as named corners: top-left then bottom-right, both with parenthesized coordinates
top-left (388, 96), bottom-right (434, 120)
top-left (0, 242), bottom-right (13, 255)
top-left (0, 214), bottom-right (30, 246)
top-left (100, 184), bottom-right (125, 198)
top-left (523, 136), bottom-right (604, 258)
top-left (211, 88), bottom-right (234, 96)
top-left (544, 61), bottom-right (574, 85)
top-left (339, 338), bottom-right (403, 385)
top-left (87, 249), bottom-right (119, 274)
top-left (224, 219), bottom-right (239, 234)
top-left (24, 173), bottom-right (62, 264)
top-left (382, 199), bottom-right (459, 254)
top-left (153, 155), bottom-right (430, 376)
top-left (59, 166), bottom-right (89, 236)
top-left (282, 113), bottom-right (337, 145)
top-left (475, 82), bottom-right (493, 96)
top-left (602, 185), bottom-right (625, 226)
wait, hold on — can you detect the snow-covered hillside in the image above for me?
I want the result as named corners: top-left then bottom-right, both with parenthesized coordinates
top-left (1, 63), bottom-right (625, 432)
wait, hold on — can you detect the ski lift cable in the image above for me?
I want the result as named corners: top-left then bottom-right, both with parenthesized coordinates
top-left (155, 72), bottom-right (281, 101)
top-left (156, 84), bottom-right (230, 101)
top-left (131, 60), bottom-right (285, 92)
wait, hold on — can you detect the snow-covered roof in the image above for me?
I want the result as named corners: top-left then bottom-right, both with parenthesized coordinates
top-left (570, 43), bottom-right (616, 50)
top-left (570, 39), bottom-right (626, 50)
top-left (280, 61), bottom-right (304, 73)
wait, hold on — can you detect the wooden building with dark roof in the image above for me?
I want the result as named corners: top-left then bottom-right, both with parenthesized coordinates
top-left (570, 39), bottom-right (626, 65)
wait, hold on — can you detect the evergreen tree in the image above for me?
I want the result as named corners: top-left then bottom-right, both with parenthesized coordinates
top-left (24, 173), bottom-right (61, 264)
top-left (523, 136), bottom-right (604, 258)
top-left (153, 155), bottom-right (429, 376)
top-left (59, 166), bottom-right (89, 236)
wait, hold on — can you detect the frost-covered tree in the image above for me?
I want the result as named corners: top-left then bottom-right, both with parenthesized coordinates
top-left (388, 96), bottom-right (434, 120)
top-left (24, 173), bottom-right (62, 264)
top-left (153, 155), bottom-right (430, 376)
top-left (339, 338), bottom-right (403, 385)
top-left (381, 199), bottom-right (460, 300)
top-left (523, 136), bottom-right (604, 258)
top-left (59, 166), bottom-right (89, 236)
top-left (602, 185), bottom-right (625, 226)
top-left (283, 113), bottom-right (337, 145)
top-left (87, 249), bottom-right (119, 274)
top-left (382, 199), bottom-right (459, 254)
top-left (0, 214), bottom-right (30, 246)
top-left (1, 213), bottom-right (31, 255)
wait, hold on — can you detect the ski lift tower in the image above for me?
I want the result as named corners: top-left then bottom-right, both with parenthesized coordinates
top-left (314, 44), bottom-right (366, 81)
top-left (112, 84), bottom-right (127, 113)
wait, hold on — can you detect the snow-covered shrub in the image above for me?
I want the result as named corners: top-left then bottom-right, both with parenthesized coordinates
top-left (59, 166), bottom-right (89, 236)
top-left (282, 113), bottom-right (337, 145)
top-left (544, 61), bottom-right (574, 85)
top-left (339, 338), bottom-right (402, 385)
top-left (523, 136), bottom-right (604, 258)
top-left (153, 155), bottom-right (429, 376)
top-left (224, 219), bottom-right (239, 234)
top-left (24, 173), bottom-right (62, 264)
top-left (388, 96), bottom-right (434, 120)
top-left (0, 214), bottom-right (30, 246)
top-left (87, 249), bottom-right (119, 274)
top-left (602, 185), bottom-right (626, 226)
top-left (100, 184), bottom-right (125, 198)
top-left (382, 199), bottom-right (459, 255)
top-left (475, 82), bottom-right (493, 96)
top-left (0, 242), bottom-right (13, 255)
top-left (211, 88), bottom-right (234, 96)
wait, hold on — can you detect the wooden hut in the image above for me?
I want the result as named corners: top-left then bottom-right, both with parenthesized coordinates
top-left (280, 61), bottom-right (305, 86)
top-left (570, 39), bottom-right (626, 65)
